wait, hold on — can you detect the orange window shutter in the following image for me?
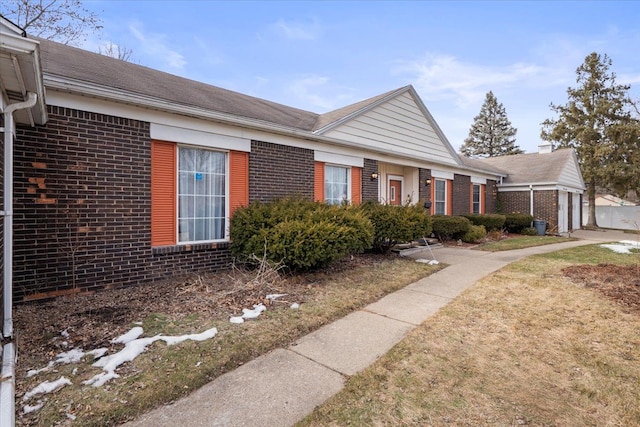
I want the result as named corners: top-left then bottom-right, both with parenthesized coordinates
top-left (151, 140), bottom-right (177, 246)
top-left (314, 162), bottom-right (325, 202)
top-left (229, 150), bottom-right (249, 216)
top-left (481, 184), bottom-right (486, 214)
top-left (469, 183), bottom-right (474, 213)
top-left (447, 179), bottom-right (453, 215)
top-left (351, 167), bottom-right (362, 205)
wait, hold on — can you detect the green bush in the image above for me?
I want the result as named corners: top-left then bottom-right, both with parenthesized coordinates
top-left (461, 213), bottom-right (506, 232)
top-left (361, 202), bottom-right (433, 253)
top-left (432, 215), bottom-right (471, 241)
top-left (520, 227), bottom-right (538, 236)
top-left (462, 224), bottom-right (487, 243)
top-left (230, 198), bottom-right (373, 270)
top-left (504, 213), bottom-right (534, 233)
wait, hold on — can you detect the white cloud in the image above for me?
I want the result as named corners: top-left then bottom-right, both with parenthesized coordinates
top-left (129, 22), bottom-right (186, 70)
top-left (272, 18), bottom-right (321, 41)
top-left (286, 75), bottom-right (354, 111)
top-left (394, 54), bottom-right (550, 108)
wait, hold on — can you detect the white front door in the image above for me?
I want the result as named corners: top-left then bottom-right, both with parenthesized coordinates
top-left (558, 191), bottom-right (568, 233)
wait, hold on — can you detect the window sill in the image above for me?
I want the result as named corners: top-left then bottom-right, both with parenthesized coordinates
top-left (152, 241), bottom-right (230, 255)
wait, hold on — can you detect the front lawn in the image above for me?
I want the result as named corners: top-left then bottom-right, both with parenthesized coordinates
top-left (477, 235), bottom-right (576, 251)
top-left (298, 245), bottom-right (640, 426)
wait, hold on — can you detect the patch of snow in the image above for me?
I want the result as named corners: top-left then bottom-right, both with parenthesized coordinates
top-left (66, 412), bottom-right (77, 420)
top-left (600, 240), bottom-right (640, 254)
top-left (28, 347), bottom-right (109, 378)
top-left (23, 402), bottom-right (44, 414)
top-left (195, 361), bottom-right (202, 367)
top-left (61, 330), bottom-right (70, 338)
top-left (290, 303), bottom-right (300, 309)
top-left (88, 348), bottom-right (108, 359)
top-left (266, 293), bottom-right (287, 300)
top-left (84, 327), bottom-right (218, 387)
top-left (27, 365), bottom-right (52, 378)
top-left (229, 316), bottom-right (244, 324)
top-left (72, 368), bottom-right (78, 375)
top-left (160, 327), bottom-right (218, 345)
top-left (112, 326), bottom-right (144, 344)
top-left (416, 259), bottom-right (439, 265)
top-left (23, 377), bottom-right (72, 401)
top-left (55, 348), bottom-right (86, 364)
top-left (241, 304), bottom-right (266, 319)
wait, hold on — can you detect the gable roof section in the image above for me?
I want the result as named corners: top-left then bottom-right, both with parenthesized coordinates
top-left (38, 38), bottom-right (319, 131)
top-left (470, 149), bottom-right (585, 190)
top-left (316, 86), bottom-right (462, 166)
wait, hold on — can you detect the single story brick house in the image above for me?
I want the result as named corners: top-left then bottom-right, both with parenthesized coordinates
top-left (1, 18), bottom-right (583, 306)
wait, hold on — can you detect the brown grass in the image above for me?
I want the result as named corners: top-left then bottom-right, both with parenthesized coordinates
top-left (15, 255), bottom-right (442, 426)
top-left (299, 254), bottom-right (640, 426)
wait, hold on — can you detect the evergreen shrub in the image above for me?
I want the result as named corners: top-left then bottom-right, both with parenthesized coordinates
top-left (230, 198), bottom-right (373, 270)
top-left (432, 215), bottom-right (472, 241)
top-left (520, 227), bottom-right (538, 236)
top-left (461, 213), bottom-right (506, 231)
top-left (504, 213), bottom-right (534, 233)
top-left (462, 224), bottom-right (487, 243)
top-left (361, 201), bottom-right (433, 253)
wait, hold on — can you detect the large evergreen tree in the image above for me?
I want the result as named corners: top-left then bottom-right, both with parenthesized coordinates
top-left (460, 91), bottom-right (523, 158)
top-left (541, 52), bottom-right (640, 228)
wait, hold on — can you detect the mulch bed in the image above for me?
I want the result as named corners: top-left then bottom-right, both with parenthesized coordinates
top-left (563, 263), bottom-right (640, 314)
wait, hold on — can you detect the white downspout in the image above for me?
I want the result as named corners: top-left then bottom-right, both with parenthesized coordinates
top-left (529, 184), bottom-right (534, 220)
top-left (1, 92), bottom-right (38, 427)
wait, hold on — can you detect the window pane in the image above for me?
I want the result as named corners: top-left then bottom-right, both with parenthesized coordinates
top-left (178, 147), bottom-right (227, 242)
top-left (325, 165), bottom-right (349, 205)
top-left (435, 180), bottom-right (446, 215)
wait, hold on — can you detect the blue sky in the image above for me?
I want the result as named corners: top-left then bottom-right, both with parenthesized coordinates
top-left (81, 1), bottom-right (640, 153)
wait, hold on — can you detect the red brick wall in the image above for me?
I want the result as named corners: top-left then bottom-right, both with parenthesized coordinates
top-left (452, 174), bottom-right (471, 215)
top-left (13, 106), bottom-right (231, 302)
top-left (249, 140), bottom-right (314, 202)
top-left (485, 180), bottom-right (498, 214)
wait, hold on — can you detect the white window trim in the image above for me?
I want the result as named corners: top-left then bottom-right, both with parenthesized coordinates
top-left (325, 164), bottom-right (352, 205)
top-left (315, 151), bottom-right (363, 168)
top-left (434, 178), bottom-right (447, 215)
top-left (472, 183), bottom-right (482, 214)
top-left (176, 145), bottom-right (230, 244)
top-left (431, 170), bottom-right (454, 180)
top-left (152, 123), bottom-right (251, 152)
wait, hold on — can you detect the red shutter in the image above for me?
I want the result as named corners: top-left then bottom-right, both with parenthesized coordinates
top-left (151, 140), bottom-right (176, 246)
top-left (351, 167), bottom-right (362, 205)
top-left (314, 162), bottom-right (325, 202)
top-left (481, 184), bottom-right (486, 214)
top-left (229, 150), bottom-right (249, 216)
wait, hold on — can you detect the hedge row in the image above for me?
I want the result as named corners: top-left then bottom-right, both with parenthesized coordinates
top-left (230, 199), bottom-right (433, 271)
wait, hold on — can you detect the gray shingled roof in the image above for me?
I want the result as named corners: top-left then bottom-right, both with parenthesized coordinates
top-left (37, 38), bottom-right (406, 133)
top-left (463, 149), bottom-right (576, 184)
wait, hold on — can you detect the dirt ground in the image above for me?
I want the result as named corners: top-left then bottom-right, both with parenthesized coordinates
top-left (13, 253), bottom-right (389, 394)
top-left (563, 263), bottom-right (640, 313)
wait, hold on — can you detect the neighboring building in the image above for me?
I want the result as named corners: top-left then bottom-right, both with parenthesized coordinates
top-left (463, 142), bottom-right (586, 234)
top-left (1, 20), bottom-right (585, 304)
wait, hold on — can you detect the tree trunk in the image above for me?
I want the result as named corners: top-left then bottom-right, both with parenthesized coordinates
top-left (585, 180), bottom-right (598, 228)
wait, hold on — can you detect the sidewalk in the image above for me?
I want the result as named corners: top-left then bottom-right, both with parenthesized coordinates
top-left (124, 234), bottom-right (615, 427)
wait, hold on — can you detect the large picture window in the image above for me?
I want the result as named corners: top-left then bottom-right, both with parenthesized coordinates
top-left (325, 165), bottom-right (349, 205)
top-left (178, 147), bottom-right (226, 242)
top-left (472, 184), bottom-right (481, 214)
top-left (434, 179), bottom-right (446, 215)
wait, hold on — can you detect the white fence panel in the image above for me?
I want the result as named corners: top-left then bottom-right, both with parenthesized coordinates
top-left (582, 205), bottom-right (640, 230)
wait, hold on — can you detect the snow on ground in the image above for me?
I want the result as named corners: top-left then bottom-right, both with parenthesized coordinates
top-left (229, 303), bottom-right (267, 324)
top-left (600, 240), bottom-right (640, 254)
top-left (23, 325), bottom-right (219, 413)
top-left (22, 377), bottom-right (72, 402)
top-left (416, 259), bottom-right (439, 265)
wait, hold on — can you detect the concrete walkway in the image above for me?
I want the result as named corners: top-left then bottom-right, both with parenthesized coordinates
top-left (125, 232), bottom-right (623, 427)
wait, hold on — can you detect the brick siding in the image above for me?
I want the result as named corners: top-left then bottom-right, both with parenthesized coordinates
top-left (419, 168), bottom-right (431, 204)
top-left (249, 140), bottom-right (314, 202)
top-left (13, 106), bottom-right (231, 303)
top-left (362, 158), bottom-right (379, 202)
top-left (498, 190), bottom-right (558, 231)
top-left (485, 180), bottom-right (497, 214)
top-left (452, 174), bottom-right (471, 215)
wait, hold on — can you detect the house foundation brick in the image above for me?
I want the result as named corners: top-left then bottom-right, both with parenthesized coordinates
top-left (452, 174), bottom-right (471, 215)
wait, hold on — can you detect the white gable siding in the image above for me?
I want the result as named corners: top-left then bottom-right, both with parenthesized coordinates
top-left (323, 92), bottom-right (459, 166)
top-left (558, 155), bottom-right (585, 191)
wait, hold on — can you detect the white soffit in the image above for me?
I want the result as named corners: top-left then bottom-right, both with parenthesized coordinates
top-left (430, 170), bottom-right (454, 180)
top-left (314, 151), bottom-right (364, 167)
top-left (150, 123), bottom-right (251, 152)
top-left (471, 176), bottom-right (487, 184)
